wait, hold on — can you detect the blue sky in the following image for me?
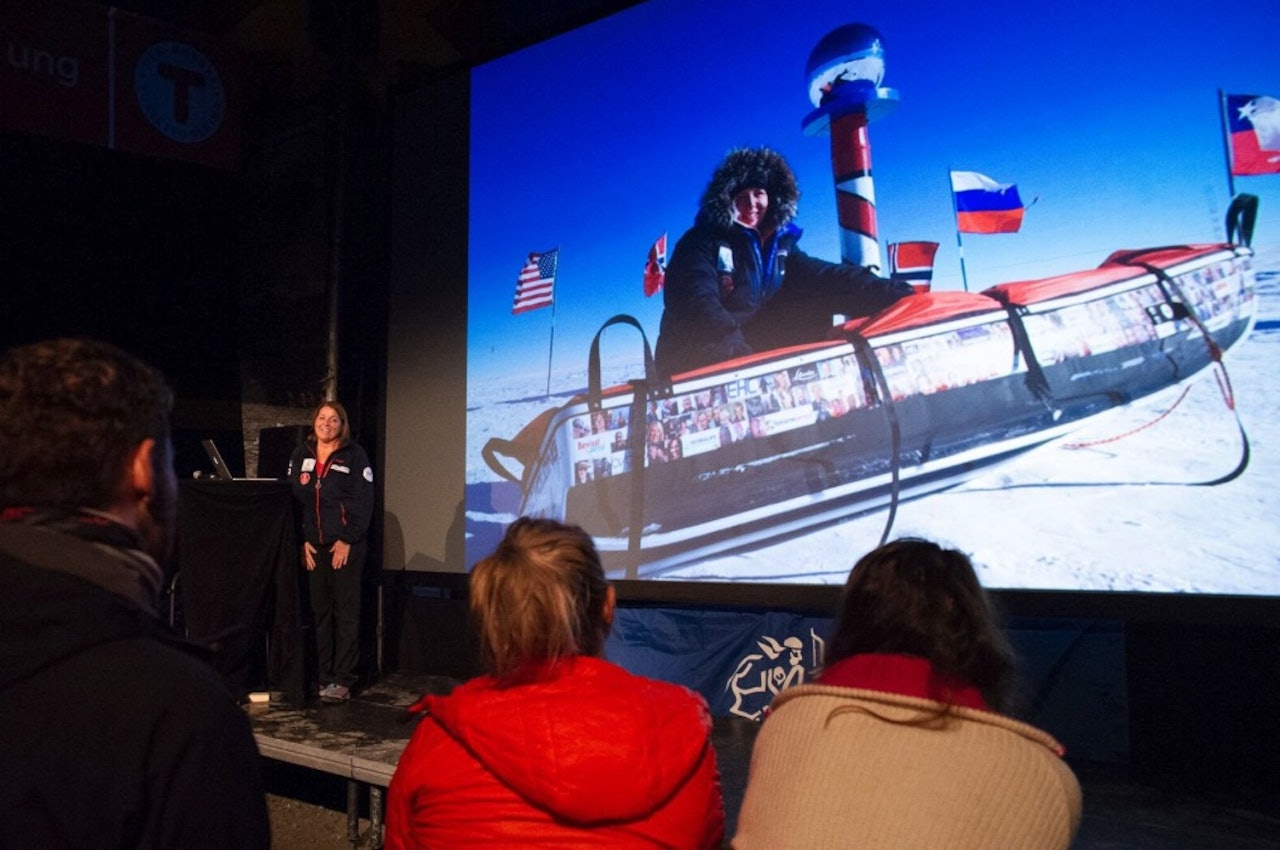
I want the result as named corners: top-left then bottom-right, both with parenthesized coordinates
top-left (466, 0), bottom-right (1279, 383)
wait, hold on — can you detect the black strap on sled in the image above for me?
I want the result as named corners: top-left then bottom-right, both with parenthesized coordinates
top-left (1108, 246), bottom-right (1203, 347)
top-left (848, 332), bottom-right (904, 548)
top-left (1112, 247), bottom-right (1226, 365)
top-left (587, 314), bottom-right (669, 578)
top-left (587, 314), bottom-right (662, 401)
top-left (1226, 194), bottom-right (1259, 247)
top-left (985, 290), bottom-right (1053, 403)
top-left (1106, 249), bottom-right (1251, 484)
top-left (481, 437), bottom-right (525, 484)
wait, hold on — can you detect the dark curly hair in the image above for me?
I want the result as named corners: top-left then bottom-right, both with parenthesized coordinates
top-left (695, 147), bottom-right (801, 231)
top-left (0, 338), bottom-right (173, 510)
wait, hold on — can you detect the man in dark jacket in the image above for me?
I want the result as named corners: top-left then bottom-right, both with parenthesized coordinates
top-left (0, 338), bottom-right (270, 850)
top-left (655, 147), bottom-right (913, 378)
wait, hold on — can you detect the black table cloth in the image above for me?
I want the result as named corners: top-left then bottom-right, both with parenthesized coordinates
top-left (177, 479), bottom-right (306, 704)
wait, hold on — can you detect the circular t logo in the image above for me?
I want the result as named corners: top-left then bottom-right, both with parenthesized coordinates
top-left (134, 41), bottom-right (225, 144)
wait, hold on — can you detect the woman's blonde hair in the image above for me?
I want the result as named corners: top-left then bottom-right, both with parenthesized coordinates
top-left (470, 517), bottom-right (612, 683)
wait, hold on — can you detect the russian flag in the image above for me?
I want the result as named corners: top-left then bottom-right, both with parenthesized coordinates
top-left (1226, 94), bottom-right (1280, 177)
top-left (950, 171), bottom-right (1025, 234)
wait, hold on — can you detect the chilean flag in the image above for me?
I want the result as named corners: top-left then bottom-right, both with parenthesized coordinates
top-left (950, 171), bottom-right (1026, 234)
top-left (1226, 94), bottom-right (1280, 177)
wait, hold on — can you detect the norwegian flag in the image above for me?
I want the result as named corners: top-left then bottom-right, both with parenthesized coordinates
top-left (643, 233), bottom-right (667, 297)
top-left (512, 248), bottom-right (558, 314)
top-left (887, 241), bottom-right (940, 289)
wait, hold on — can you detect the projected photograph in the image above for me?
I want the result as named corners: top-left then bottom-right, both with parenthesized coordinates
top-left (463, 0), bottom-right (1279, 593)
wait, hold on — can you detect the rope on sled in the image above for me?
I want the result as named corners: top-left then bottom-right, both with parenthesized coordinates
top-left (959, 357), bottom-right (1250, 492)
top-left (1061, 384), bottom-right (1193, 450)
top-left (943, 242), bottom-right (1256, 494)
top-left (1062, 350), bottom-right (1240, 451)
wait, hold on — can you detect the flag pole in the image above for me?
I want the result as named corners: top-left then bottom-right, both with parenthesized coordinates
top-left (948, 168), bottom-right (971, 292)
top-left (545, 249), bottom-right (558, 398)
top-left (1218, 90), bottom-right (1237, 202)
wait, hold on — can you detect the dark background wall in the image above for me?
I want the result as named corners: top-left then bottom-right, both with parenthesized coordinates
top-left (0, 0), bottom-right (405, 476)
top-left (0, 132), bottom-right (249, 475)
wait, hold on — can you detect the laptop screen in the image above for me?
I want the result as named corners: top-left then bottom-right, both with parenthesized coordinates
top-left (201, 439), bottom-right (236, 480)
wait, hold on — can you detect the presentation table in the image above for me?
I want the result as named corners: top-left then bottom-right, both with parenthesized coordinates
top-left (177, 478), bottom-right (307, 705)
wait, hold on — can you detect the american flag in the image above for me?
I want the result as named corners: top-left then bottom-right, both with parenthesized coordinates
top-left (512, 248), bottom-right (558, 314)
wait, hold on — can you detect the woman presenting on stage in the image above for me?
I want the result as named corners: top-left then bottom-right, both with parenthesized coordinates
top-left (288, 400), bottom-right (374, 704)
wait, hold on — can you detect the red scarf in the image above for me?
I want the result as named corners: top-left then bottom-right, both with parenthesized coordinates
top-left (816, 653), bottom-right (989, 711)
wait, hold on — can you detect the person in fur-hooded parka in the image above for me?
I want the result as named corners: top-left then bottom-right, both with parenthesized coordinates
top-left (654, 147), bottom-right (912, 378)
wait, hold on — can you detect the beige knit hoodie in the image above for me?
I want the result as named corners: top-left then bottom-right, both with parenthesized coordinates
top-left (733, 684), bottom-right (1082, 849)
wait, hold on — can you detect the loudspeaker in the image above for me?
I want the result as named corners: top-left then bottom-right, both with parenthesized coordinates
top-left (257, 425), bottom-right (304, 479)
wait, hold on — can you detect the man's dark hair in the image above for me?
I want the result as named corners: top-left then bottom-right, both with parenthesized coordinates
top-left (0, 338), bottom-right (174, 509)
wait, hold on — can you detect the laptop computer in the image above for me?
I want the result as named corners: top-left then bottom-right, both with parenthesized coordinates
top-left (201, 439), bottom-right (237, 480)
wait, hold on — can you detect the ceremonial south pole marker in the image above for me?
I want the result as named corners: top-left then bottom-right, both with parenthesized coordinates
top-left (802, 24), bottom-right (900, 273)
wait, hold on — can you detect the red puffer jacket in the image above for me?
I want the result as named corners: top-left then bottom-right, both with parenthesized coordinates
top-left (385, 656), bottom-right (725, 848)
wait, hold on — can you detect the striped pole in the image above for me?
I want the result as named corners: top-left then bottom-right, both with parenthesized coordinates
top-left (829, 112), bottom-right (880, 270)
top-left (802, 24), bottom-right (898, 273)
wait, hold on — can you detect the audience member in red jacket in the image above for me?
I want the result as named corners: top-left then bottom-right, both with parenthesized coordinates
top-left (385, 517), bottom-right (725, 849)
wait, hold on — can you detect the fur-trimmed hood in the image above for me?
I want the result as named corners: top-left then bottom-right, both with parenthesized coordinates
top-left (694, 147), bottom-right (800, 231)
